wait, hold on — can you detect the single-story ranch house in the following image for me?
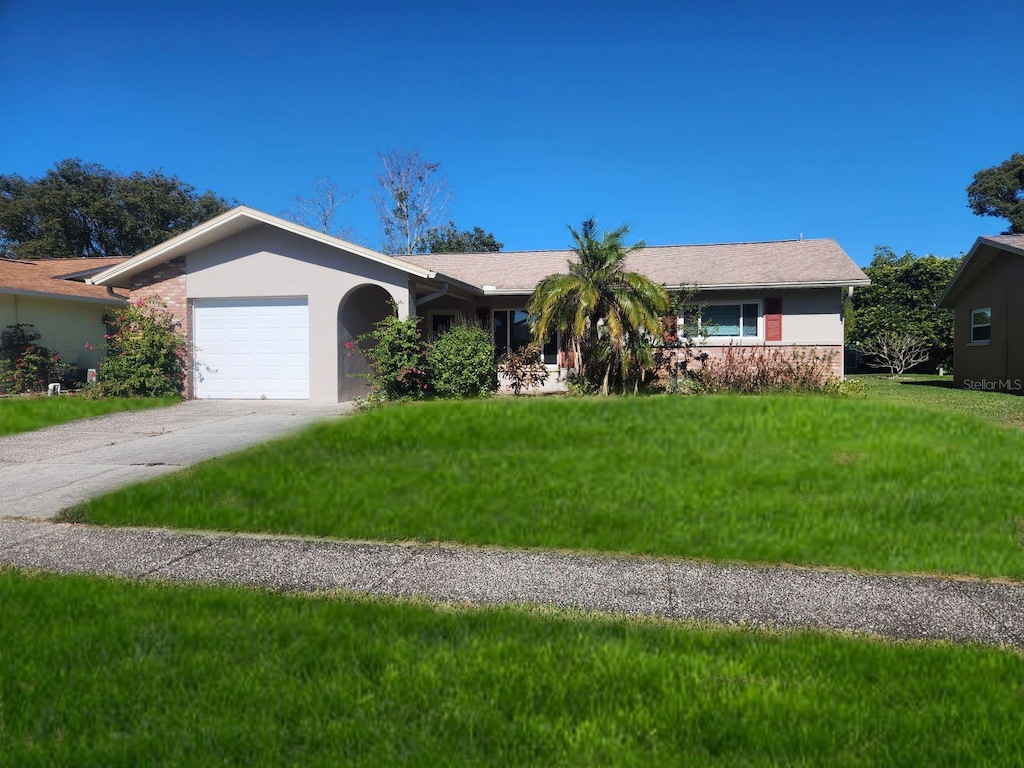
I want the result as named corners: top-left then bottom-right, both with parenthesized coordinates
top-left (0, 257), bottom-right (127, 374)
top-left (937, 234), bottom-right (1024, 393)
top-left (88, 206), bottom-right (869, 402)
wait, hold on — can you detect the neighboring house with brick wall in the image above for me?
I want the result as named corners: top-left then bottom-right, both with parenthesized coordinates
top-left (0, 257), bottom-right (127, 375)
top-left (936, 234), bottom-right (1024, 394)
top-left (88, 206), bottom-right (869, 402)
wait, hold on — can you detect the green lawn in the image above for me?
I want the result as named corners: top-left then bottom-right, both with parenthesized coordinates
top-left (2, 570), bottom-right (1021, 767)
top-left (0, 395), bottom-right (178, 436)
top-left (851, 373), bottom-right (1024, 430)
top-left (69, 396), bottom-right (1024, 579)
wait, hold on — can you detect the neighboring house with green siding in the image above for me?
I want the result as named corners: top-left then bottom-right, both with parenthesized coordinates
top-left (0, 257), bottom-right (127, 374)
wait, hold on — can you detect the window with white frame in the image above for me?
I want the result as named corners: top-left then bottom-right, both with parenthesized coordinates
top-left (698, 302), bottom-right (761, 339)
top-left (970, 308), bottom-right (991, 343)
top-left (492, 309), bottom-right (558, 364)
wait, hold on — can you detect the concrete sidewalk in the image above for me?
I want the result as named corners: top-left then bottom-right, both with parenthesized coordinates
top-left (2, 518), bottom-right (1021, 649)
top-left (0, 400), bottom-right (353, 519)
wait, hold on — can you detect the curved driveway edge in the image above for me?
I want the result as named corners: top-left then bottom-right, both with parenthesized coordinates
top-left (0, 400), bottom-right (353, 519)
top-left (1, 519), bottom-right (1021, 649)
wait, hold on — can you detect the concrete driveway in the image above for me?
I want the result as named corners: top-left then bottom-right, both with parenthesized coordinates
top-left (0, 400), bottom-right (354, 519)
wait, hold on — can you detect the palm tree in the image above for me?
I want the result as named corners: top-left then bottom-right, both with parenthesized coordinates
top-left (528, 218), bottom-right (669, 395)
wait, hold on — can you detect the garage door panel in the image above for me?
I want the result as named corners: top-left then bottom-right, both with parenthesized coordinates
top-left (193, 298), bottom-right (309, 400)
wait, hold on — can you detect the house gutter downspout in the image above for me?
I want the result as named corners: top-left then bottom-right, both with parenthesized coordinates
top-left (414, 282), bottom-right (449, 312)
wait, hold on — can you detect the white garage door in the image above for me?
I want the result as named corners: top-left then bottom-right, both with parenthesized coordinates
top-left (193, 298), bottom-right (309, 399)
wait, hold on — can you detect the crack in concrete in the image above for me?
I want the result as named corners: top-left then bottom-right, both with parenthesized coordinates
top-left (137, 539), bottom-right (217, 579)
top-left (366, 545), bottom-right (423, 592)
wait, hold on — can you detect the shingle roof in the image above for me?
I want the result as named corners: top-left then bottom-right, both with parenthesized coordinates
top-left (979, 233), bottom-right (1024, 254)
top-left (405, 238), bottom-right (868, 292)
top-left (0, 258), bottom-right (129, 302)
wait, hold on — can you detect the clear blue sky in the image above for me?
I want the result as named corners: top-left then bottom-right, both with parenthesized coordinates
top-left (2, 0), bottom-right (1021, 264)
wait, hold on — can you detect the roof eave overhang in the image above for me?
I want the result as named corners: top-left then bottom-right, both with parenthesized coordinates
top-left (479, 280), bottom-right (870, 296)
top-left (680, 280), bottom-right (871, 291)
top-left (935, 236), bottom-right (1023, 309)
top-left (420, 274), bottom-right (484, 297)
top-left (0, 286), bottom-right (127, 304)
top-left (88, 206), bottom-right (439, 287)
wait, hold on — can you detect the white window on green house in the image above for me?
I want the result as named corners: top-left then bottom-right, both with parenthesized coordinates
top-left (970, 308), bottom-right (991, 343)
top-left (701, 303), bottom-right (761, 339)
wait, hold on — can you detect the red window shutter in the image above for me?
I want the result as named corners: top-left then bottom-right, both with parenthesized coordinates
top-left (764, 298), bottom-right (782, 341)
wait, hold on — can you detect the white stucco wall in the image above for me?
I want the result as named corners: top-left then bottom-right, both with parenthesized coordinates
top-left (184, 224), bottom-right (414, 402)
top-left (0, 293), bottom-right (115, 371)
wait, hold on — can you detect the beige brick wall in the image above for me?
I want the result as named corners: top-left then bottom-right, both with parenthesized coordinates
top-left (128, 257), bottom-right (191, 397)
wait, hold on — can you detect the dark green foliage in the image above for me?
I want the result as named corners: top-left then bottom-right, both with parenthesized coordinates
top-left (0, 323), bottom-right (60, 394)
top-left (417, 220), bottom-right (503, 253)
top-left (77, 397), bottom-right (1024, 579)
top-left (358, 313), bottom-right (431, 400)
top-left (5, 571), bottom-right (1024, 766)
top-left (967, 152), bottom-right (1024, 234)
top-left (848, 247), bottom-right (962, 370)
top-left (426, 321), bottom-right (496, 397)
top-left (0, 158), bottom-right (231, 259)
top-left (95, 299), bottom-right (187, 397)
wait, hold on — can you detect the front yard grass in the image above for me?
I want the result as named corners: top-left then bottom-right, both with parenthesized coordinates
top-left (3, 569), bottom-right (1022, 767)
top-left (0, 395), bottom-right (178, 436)
top-left (70, 396), bottom-right (1024, 580)
top-left (852, 373), bottom-right (1024, 430)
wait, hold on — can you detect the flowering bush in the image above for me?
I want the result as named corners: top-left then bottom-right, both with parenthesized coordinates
top-left (94, 297), bottom-right (187, 397)
top-left (357, 313), bottom-right (431, 401)
top-left (0, 324), bottom-right (61, 394)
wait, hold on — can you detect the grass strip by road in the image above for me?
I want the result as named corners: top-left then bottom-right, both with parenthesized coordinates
top-left (850, 373), bottom-right (1024, 431)
top-left (0, 396), bottom-right (178, 436)
top-left (69, 396), bottom-right (1024, 580)
top-left (2, 569), bottom-right (1022, 767)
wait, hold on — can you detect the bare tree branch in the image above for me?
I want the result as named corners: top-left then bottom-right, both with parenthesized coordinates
top-left (860, 332), bottom-right (932, 377)
top-left (370, 150), bottom-right (452, 255)
top-left (287, 176), bottom-right (356, 239)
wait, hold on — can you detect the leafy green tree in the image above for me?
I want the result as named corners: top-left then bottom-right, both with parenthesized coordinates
top-left (967, 153), bottom-right (1024, 234)
top-left (0, 158), bottom-right (231, 259)
top-left (528, 218), bottom-right (669, 396)
top-left (848, 246), bottom-right (962, 371)
top-left (417, 221), bottom-right (503, 253)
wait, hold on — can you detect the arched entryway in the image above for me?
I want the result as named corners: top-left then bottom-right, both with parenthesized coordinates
top-left (338, 284), bottom-right (395, 401)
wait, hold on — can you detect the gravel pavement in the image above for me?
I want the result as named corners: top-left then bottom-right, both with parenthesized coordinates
top-left (2, 518), bottom-right (1021, 649)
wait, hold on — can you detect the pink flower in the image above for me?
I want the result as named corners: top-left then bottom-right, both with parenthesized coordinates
top-left (84, 342), bottom-right (94, 350)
